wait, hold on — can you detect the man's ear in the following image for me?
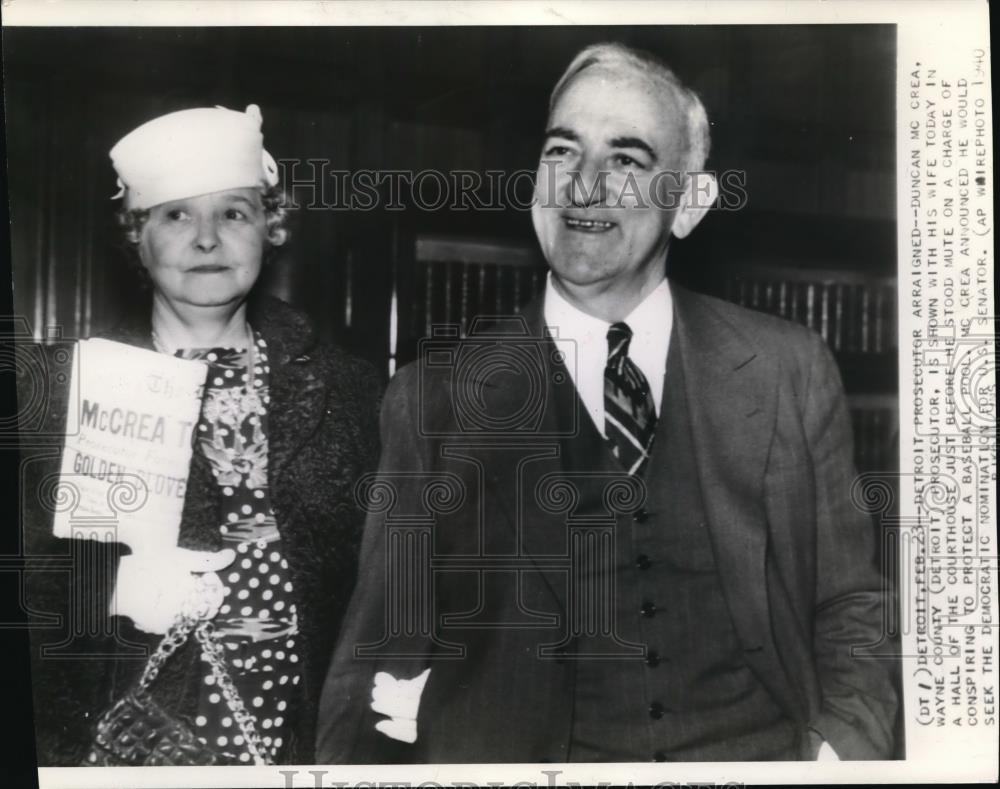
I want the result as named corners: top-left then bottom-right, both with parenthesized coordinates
top-left (672, 172), bottom-right (718, 239)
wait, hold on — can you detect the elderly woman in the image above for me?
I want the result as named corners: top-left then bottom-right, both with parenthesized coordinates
top-left (23, 104), bottom-right (381, 765)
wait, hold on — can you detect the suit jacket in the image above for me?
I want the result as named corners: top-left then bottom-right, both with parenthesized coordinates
top-left (20, 294), bottom-right (382, 765)
top-left (316, 283), bottom-right (898, 762)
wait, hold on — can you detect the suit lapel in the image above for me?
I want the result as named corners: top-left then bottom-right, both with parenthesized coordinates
top-left (671, 286), bottom-right (802, 716)
top-left (672, 286), bottom-right (777, 647)
top-left (465, 300), bottom-right (580, 618)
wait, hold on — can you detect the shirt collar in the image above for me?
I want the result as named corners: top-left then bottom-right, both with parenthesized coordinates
top-left (543, 273), bottom-right (610, 355)
top-left (622, 276), bottom-right (673, 381)
top-left (543, 274), bottom-right (672, 362)
top-left (543, 273), bottom-right (673, 416)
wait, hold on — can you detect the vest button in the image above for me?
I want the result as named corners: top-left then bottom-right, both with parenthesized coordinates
top-left (649, 701), bottom-right (665, 719)
top-left (645, 650), bottom-right (661, 667)
top-left (640, 601), bottom-right (656, 618)
top-left (652, 750), bottom-right (669, 762)
top-left (633, 508), bottom-right (649, 523)
top-left (635, 554), bottom-right (651, 570)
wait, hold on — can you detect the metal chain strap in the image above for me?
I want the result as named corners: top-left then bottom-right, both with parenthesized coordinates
top-left (136, 612), bottom-right (202, 694)
top-left (195, 622), bottom-right (272, 765)
top-left (130, 576), bottom-right (272, 765)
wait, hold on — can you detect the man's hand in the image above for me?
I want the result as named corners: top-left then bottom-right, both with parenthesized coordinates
top-left (110, 547), bottom-right (235, 634)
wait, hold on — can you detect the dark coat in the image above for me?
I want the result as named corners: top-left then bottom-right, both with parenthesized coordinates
top-left (316, 284), bottom-right (898, 763)
top-left (20, 294), bottom-right (382, 765)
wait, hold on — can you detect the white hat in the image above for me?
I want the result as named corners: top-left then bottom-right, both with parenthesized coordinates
top-left (109, 104), bottom-right (280, 210)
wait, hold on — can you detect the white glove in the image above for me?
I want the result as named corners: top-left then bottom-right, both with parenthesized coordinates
top-left (371, 668), bottom-right (431, 744)
top-left (110, 547), bottom-right (235, 634)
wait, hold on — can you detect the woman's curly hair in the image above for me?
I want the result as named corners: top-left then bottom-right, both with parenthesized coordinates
top-left (116, 183), bottom-right (291, 283)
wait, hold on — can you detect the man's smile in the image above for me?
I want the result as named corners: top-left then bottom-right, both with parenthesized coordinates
top-left (563, 216), bottom-right (617, 232)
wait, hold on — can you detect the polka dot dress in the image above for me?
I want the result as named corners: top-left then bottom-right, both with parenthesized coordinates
top-left (175, 331), bottom-right (301, 764)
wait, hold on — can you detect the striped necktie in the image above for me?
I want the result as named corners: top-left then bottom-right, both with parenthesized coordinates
top-left (604, 322), bottom-right (657, 476)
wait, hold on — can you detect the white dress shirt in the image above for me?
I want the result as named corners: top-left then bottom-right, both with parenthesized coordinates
top-left (543, 274), bottom-right (673, 437)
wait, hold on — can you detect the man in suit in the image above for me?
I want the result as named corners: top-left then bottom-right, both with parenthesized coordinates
top-left (317, 42), bottom-right (897, 763)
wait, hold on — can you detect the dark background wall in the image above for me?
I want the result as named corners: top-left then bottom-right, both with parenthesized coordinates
top-left (4, 24), bottom-right (895, 372)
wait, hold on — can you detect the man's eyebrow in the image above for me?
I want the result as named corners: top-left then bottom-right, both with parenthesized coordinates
top-left (610, 136), bottom-right (658, 162)
top-left (543, 126), bottom-right (579, 142)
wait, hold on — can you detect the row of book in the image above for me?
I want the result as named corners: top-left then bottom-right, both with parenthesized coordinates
top-left (410, 256), bottom-right (898, 358)
top-left (722, 274), bottom-right (897, 354)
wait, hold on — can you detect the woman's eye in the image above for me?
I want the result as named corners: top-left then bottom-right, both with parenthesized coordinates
top-left (224, 209), bottom-right (247, 221)
top-left (166, 209), bottom-right (189, 221)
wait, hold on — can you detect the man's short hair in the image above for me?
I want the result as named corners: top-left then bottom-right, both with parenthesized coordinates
top-left (549, 42), bottom-right (711, 174)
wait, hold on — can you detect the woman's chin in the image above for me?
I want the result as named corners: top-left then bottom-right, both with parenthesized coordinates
top-left (166, 289), bottom-right (250, 309)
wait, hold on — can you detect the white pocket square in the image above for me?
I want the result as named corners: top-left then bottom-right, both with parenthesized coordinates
top-left (371, 668), bottom-right (431, 744)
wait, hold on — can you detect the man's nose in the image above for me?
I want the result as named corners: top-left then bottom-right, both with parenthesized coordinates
top-left (566, 158), bottom-right (606, 207)
top-left (193, 217), bottom-right (220, 252)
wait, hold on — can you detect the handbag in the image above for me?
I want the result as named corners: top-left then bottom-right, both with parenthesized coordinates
top-left (84, 608), bottom-right (272, 766)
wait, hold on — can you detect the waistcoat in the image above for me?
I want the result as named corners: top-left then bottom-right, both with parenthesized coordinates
top-left (564, 332), bottom-right (800, 761)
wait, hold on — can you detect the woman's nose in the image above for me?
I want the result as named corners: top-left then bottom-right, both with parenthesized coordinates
top-left (193, 217), bottom-right (220, 252)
